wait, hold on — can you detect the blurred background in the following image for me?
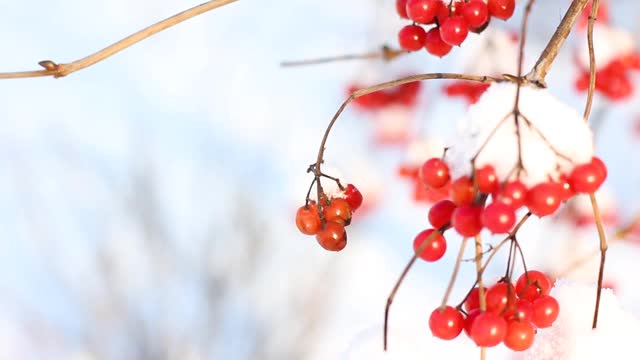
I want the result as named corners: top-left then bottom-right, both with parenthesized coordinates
top-left (1, 1), bottom-right (640, 359)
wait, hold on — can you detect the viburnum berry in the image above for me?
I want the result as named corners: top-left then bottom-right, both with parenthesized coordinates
top-left (526, 182), bottom-right (563, 217)
top-left (428, 199), bottom-right (457, 229)
top-left (569, 158), bottom-right (607, 193)
top-left (398, 25), bottom-right (427, 51)
top-left (413, 229), bottom-right (447, 262)
top-left (429, 306), bottom-right (464, 340)
top-left (343, 184), bottom-right (363, 211)
top-left (439, 16), bottom-right (469, 46)
top-left (504, 299), bottom-right (534, 322)
top-left (452, 205), bottom-right (483, 237)
top-left (488, 0), bottom-right (515, 20)
top-left (504, 320), bottom-right (536, 351)
top-left (420, 158), bottom-right (450, 188)
top-left (531, 295), bottom-right (560, 328)
top-left (295, 203), bottom-right (322, 235)
top-left (396, 0), bottom-right (409, 18)
top-left (450, 176), bottom-right (475, 206)
top-left (406, 0), bottom-right (440, 24)
top-left (475, 165), bottom-right (499, 194)
top-left (482, 201), bottom-right (516, 234)
top-left (461, 0), bottom-right (489, 29)
top-left (424, 27), bottom-right (453, 57)
top-left (470, 312), bottom-right (507, 347)
top-left (464, 287), bottom-right (486, 312)
top-left (485, 282), bottom-right (517, 315)
top-left (316, 222), bottom-right (347, 251)
top-left (591, 156), bottom-right (608, 180)
top-left (516, 270), bottom-right (552, 301)
top-left (496, 180), bottom-right (527, 210)
top-left (323, 198), bottom-right (352, 225)
top-left (556, 175), bottom-right (575, 202)
top-left (464, 308), bottom-right (482, 337)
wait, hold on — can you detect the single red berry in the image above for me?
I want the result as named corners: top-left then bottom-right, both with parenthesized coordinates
top-left (428, 199), bottom-right (457, 229)
top-left (526, 182), bottom-right (563, 217)
top-left (475, 165), bottom-right (499, 194)
top-left (485, 282), bottom-right (517, 315)
top-left (470, 312), bottom-right (508, 347)
top-left (406, 0), bottom-right (440, 24)
top-left (439, 16), bottom-right (469, 46)
top-left (556, 175), bottom-right (575, 202)
top-left (452, 205), bottom-right (483, 237)
top-left (461, 0), bottom-right (489, 29)
top-left (516, 270), bottom-right (551, 301)
top-left (413, 229), bottom-right (447, 262)
top-left (450, 176), bottom-right (475, 206)
top-left (396, 0), bottom-right (409, 18)
top-left (316, 222), bottom-right (347, 251)
top-left (323, 198), bottom-right (352, 225)
top-left (497, 180), bottom-right (527, 210)
top-left (429, 306), bottom-right (465, 340)
top-left (424, 27), bottom-right (453, 57)
top-left (482, 202), bottom-right (516, 234)
top-left (591, 156), bottom-right (608, 181)
top-left (295, 203), bottom-right (322, 235)
top-left (398, 25), bottom-right (428, 51)
top-left (504, 299), bottom-right (534, 322)
top-left (569, 160), bottom-right (606, 193)
top-left (464, 308), bottom-right (481, 337)
top-left (420, 158), bottom-right (450, 188)
top-left (343, 184), bottom-right (364, 211)
top-left (531, 295), bottom-right (559, 328)
top-left (464, 287), bottom-right (486, 312)
top-left (504, 320), bottom-right (535, 351)
top-left (488, 0), bottom-right (515, 20)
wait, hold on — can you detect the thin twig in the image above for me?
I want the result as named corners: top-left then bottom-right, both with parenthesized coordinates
top-left (440, 237), bottom-right (470, 310)
top-left (0, 0), bottom-right (238, 79)
top-left (475, 234), bottom-right (486, 360)
top-left (584, 0), bottom-right (600, 121)
top-left (280, 46), bottom-right (405, 67)
top-left (589, 193), bottom-right (607, 328)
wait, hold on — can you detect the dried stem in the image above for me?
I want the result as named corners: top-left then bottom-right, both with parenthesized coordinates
top-left (583, 0), bottom-right (600, 120)
top-left (589, 193), bottom-right (608, 329)
top-left (0, 0), bottom-right (238, 79)
top-left (525, 0), bottom-right (590, 86)
top-left (474, 234), bottom-right (486, 360)
top-left (440, 237), bottom-right (470, 310)
top-left (280, 46), bottom-right (405, 67)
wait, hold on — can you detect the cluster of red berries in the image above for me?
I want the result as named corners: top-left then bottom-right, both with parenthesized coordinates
top-left (349, 81), bottom-right (421, 111)
top-left (395, 0), bottom-right (516, 57)
top-left (429, 271), bottom-right (559, 351)
top-left (443, 81), bottom-right (491, 104)
top-left (416, 156), bottom-right (607, 240)
top-left (295, 184), bottom-right (363, 251)
top-left (575, 52), bottom-right (640, 101)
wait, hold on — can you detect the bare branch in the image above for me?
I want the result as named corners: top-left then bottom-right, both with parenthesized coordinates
top-left (281, 46), bottom-right (405, 67)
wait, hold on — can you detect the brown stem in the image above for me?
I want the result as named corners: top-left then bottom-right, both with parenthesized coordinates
top-left (589, 193), bottom-right (608, 329)
top-left (0, 0), bottom-right (238, 79)
top-left (280, 46), bottom-right (405, 67)
top-left (583, 0), bottom-right (600, 120)
top-left (440, 237), bottom-right (470, 310)
top-left (525, 0), bottom-right (590, 85)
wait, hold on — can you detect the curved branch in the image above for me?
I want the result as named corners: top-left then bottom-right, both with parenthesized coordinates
top-left (0, 0), bottom-right (238, 79)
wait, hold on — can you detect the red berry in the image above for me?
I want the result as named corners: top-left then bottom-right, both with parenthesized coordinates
top-left (556, 175), bottom-right (575, 202)
top-left (428, 199), bottom-right (457, 229)
top-left (420, 158), bottom-right (450, 188)
top-left (464, 287), bottom-right (486, 312)
top-left (475, 165), bottom-right (499, 194)
top-left (439, 16), bottom-right (469, 46)
top-left (488, 0), bottom-right (515, 20)
top-left (485, 282), bottom-right (517, 315)
top-left (450, 176), bottom-right (475, 206)
top-left (316, 222), bottom-right (347, 251)
top-left (398, 25), bottom-right (427, 51)
top-left (531, 295), bottom-right (559, 328)
top-left (323, 198), bottom-right (352, 225)
top-left (516, 270), bottom-right (552, 301)
top-left (482, 202), bottom-right (516, 234)
top-left (343, 184), bottom-right (364, 211)
top-left (406, 0), bottom-right (440, 24)
top-left (464, 308), bottom-right (481, 337)
top-left (526, 182), bottom-right (563, 217)
top-left (452, 205), bottom-right (483, 237)
top-left (396, 0), bottom-right (409, 18)
top-left (429, 306), bottom-right (465, 340)
top-left (497, 180), bottom-right (527, 210)
top-left (504, 299), bottom-right (534, 322)
top-left (461, 0), bottom-right (489, 29)
top-left (413, 229), bottom-right (447, 262)
top-left (424, 27), bottom-right (453, 57)
top-left (569, 160), bottom-right (606, 193)
top-left (504, 320), bottom-right (535, 351)
top-left (470, 312), bottom-right (507, 347)
top-left (295, 203), bottom-right (322, 235)
top-left (591, 156), bottom-right (608, 180)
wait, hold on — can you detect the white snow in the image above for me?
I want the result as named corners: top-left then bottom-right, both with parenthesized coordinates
top-left (404, 138), bottom-right (447, 166)
top-left (444, 82), bottom-right (594, 187)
